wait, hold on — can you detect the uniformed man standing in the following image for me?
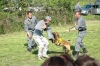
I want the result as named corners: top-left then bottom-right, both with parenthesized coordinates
top-left (73, 1), bottom-right (81, 12)
top-left (68, 11), bottom-right (88, 58)
top-left (24, 11), bottom-right (38, 52)
top-left (33, 16), bottom-right (51, 60)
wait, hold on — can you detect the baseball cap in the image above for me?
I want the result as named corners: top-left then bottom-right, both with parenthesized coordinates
top-left (45, 16), bottom-right (51, 21)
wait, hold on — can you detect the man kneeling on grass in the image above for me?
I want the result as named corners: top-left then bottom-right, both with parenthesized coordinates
top-left (33, 16), bottom-right (51, 60)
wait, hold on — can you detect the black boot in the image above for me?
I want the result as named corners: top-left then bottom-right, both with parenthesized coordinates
top-left (27, 48), bottom-right (32, 52)
top-left (31, 44), bottom-right (37, 49)
top-left (83, 48), bottom-right (88, 53)
top-left (31, 46), bottom-right (36, 49)
top-left (74, 51), bottom-right (79, 58)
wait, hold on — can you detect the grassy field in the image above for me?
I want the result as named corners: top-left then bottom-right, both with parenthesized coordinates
top-left (0, 20), bottom-right (100, 66)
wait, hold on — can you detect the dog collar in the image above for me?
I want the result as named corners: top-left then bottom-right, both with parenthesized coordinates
top-left (58, 38), bottom-right (62, 43)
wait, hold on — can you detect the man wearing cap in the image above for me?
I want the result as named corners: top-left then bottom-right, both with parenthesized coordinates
top-left (24, 11), bottom-right (38, 52)
top-left (33, 16), bottom-right (51, 60)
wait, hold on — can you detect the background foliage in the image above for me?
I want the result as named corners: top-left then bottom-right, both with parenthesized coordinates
top-left (0, 0), bottom-right (77, 34)
top-left (0, 0), bottom-right (100, 66)
top-left (0, 0), bottom-right (100, 34)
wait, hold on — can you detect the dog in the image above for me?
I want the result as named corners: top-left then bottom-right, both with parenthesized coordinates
top-left (52, 32), bottom-right (72, 54)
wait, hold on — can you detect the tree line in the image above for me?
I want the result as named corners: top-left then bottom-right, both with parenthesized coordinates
top-left (0, 0), bottom-right (77, 34)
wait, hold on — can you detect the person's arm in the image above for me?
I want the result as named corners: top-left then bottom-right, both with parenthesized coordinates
top-left (66, 22), bottom-right (77, 32)
top-left (75, 17), bottom-right (82, 31)
top-left (27, 32), bottom-right (32, 39)
top-left (24, 20), bottom-right (32, 39)
top-left (70, 27), bottom-right (76, 31)
top-left (66, 27), bottom-right (76, 32)
top-left (42, 24), bottom-right (47, 29)
top-left (35, 16), bottom-right (38, 24)
top-left (75, 22), bottom-right (79, 30)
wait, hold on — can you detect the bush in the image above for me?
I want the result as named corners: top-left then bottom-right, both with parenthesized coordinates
top-left (0, 0), bottom-right (77, 34)
top-left (0, 12), bottom-right (24, 34)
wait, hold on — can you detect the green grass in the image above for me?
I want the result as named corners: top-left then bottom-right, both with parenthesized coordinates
top-left (80, 0), bottom-right (95, 6)
top-left (83, 15), bottom-right (100, 20)
top-left (0, 20), bottom-right (100, 66)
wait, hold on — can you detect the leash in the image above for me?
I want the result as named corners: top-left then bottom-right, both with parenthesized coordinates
top-left (61, 26), bottom-right (75, 34)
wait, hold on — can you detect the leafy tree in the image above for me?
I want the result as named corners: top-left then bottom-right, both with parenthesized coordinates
top-left (43, 0), bottom-right (77, 24)
top-left (0, 0), bottom-right (78, 34)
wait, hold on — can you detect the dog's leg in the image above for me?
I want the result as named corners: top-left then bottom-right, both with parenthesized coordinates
top-left (65, 45), bottom-right (72, 55)
top-left (63, 46), bottom-right (66, 54)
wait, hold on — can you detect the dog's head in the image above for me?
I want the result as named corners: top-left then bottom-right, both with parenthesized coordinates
top-left (52, 32), bottom-right (61, 45)
top-left (52, 32), bottom-right (72, 45)
top-left (52, 32), bottom-right (60, 38)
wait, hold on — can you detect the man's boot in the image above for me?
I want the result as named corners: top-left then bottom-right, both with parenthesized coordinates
top-left (31, 44), bottom-right (37, 49)
top-left (74, 51), bottom-right (79, 58)
top-left (83, 48), bottom-right (88, 53)
top-left (27, 48), bottom-right (32, 52)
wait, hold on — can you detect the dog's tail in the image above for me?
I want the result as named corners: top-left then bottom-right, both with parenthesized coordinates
top-left (68, 40), bottom-right (72, 44)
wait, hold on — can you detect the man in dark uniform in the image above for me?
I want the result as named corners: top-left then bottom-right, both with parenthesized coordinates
top-left (68, 11), bottom-right (88, 58)
top-left (24, 11), bottom-right (38, 52)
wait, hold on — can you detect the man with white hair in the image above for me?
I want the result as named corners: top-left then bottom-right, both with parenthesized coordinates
top-left (33, 16), bottom-right (51, 60)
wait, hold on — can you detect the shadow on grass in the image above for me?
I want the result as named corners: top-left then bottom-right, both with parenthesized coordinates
top-left (70, 46), bottom-right (83, 56)
top-left (32, 50), bottom-right (38, 55)
top-left (48, 51), bottom-right (63, 54)
top-left (70, 46), bottom-right (75, 55)
top-left (24, 43), bottom-right (37, 48)
top-left (32, 50), bottom-right (63, 55)
top-left (24, 43), bottom-right (38, 55)
top-left (24, 43), bottom-right (28, 48)
top-left (49, 45), bottom-right (75, 55)
top-left (48, 46), bottom-right (76, 56)
top-left (24, 43), bottom-right (76, 56)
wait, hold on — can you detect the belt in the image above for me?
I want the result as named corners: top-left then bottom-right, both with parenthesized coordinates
top-left (79, 29), bottom-right (86, 31)
top-left (28, 28), bottom-right (34, 31)
top-left (78, 27), bottom-right (86, 31)
top-left (34, 29), bottom-right (43, 36)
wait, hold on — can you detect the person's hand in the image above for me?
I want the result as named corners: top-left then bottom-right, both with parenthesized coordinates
top-left (28, 34), bottom-right (32, 39)
top-left (71, 27), bottom-right (76, 31)
top-left (42, 24), bottom-right (47, 29)
top-left (66, 30), bottom-right (70, 32)
top-left (66, 27), bottom-right (76, 32)
top-left (27, 32), bottom-right (32, 39)
top-left (75, 22), bottom-right (77, 26)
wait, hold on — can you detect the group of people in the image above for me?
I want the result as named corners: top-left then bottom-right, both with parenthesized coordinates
top-left (24, 11), bottom-right (51, 60)
top-left (42, 54), bottom-right (100, 66)
top-left (24, 1), bottom-right (88, 60)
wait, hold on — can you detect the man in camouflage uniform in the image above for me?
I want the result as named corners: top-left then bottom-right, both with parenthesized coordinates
top-left (24, 11), bottom-right (38, 52)
top-left (68, 11), bottom-right (88, 58)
